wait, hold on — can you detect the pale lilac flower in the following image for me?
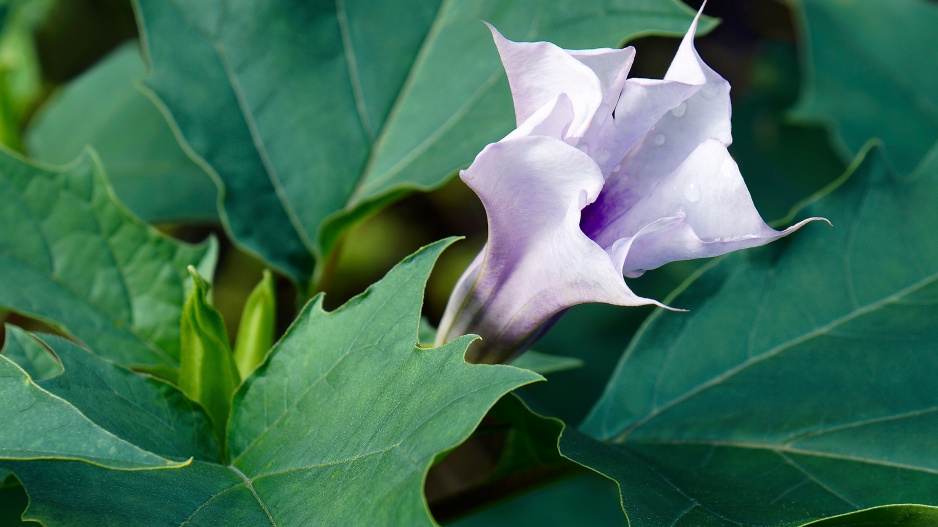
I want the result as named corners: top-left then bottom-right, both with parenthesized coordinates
top-left (437, 9), bottom-right (826, 364)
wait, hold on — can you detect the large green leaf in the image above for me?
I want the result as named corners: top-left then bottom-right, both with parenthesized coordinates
top-left (791, 0), bottom-right (938, 175)
top-left (565, 145), bottom-right (938, 525)
top-left (0, 352), bottom-right (184, 470)
top-left (9, 239), bottom-right (540, 525)
top-left (26, 42), bottom-right (218, 223)
top-left (134, 0), bottom-right (712, 287)
top-left (0, 148), bottom-right (215, 377)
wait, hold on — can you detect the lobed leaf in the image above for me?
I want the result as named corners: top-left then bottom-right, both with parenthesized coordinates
top-left (0, 148), bottom-right (215, 378)
top-left (0, 352), bottom-right (185, 470)
top-left (133, 0), bottom-right (712, 287)
top-left (9, 239), bottom-right (540, 525)
top-left (567, 145), bottom-right (938, 525)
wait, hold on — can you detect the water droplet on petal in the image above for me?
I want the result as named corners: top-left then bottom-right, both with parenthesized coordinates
top-left (613, 163), bottom-right (621, 172)
top-left (684, 183), bottom-right (701, 203)
top-left (654, 134), bottom-right (666, 146)
top-left (595, 149), bottom-right (611, 163)
top-left (671, 102), bottom-right (687, 117)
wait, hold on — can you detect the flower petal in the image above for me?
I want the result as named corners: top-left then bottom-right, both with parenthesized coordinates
top-left (435, 135), bottom-right (659, 362)
top-left (588, 139), bottom-right (827, 277)
top-left (488, 24), bottom-right (634, 141)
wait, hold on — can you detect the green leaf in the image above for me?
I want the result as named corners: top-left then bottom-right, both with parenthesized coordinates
top-left (802, 505), bottom-right (938, 527)
top-left (791, 0), bottom-right (938, 174)
top-left (488, 394), bottom-right (566, 479)
top-left (449, 473), bottom-right (624, 527)
top-left (565, 145), bottom-right (938, 526)
top-left (0, 475), bottom-right (38, 526)
top-left (179, 267), bottom-right (240, 454)
top-left (26, 42), bottom-right (219, 223)
top-left (509, 351), bottom-right (582, 376)
top-left (0, 353), bottom-right (185, 470)
top-left (232, 269), bottom-right (275, 378)
top-left (0, 325), bottom-right (62, 380)
top-left (134, 0), bottom-right (712, 286)
top-left (9, 239), bottom-right (540, 525)
top-left (0, 148), bottom-right (215, 377)
top-left (35, 333), bottom-right (218, 462)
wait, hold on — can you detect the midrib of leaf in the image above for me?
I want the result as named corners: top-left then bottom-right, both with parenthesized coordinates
top-left (230, 464), bottom-right (276, 526)
top-left (352, 1), bottom-right (549, 199)
top-left (156, 0), bottom-right (314, 257)
top-left (335, 0), bottom-right (374, 140)
top-left (614, 270), bottom-right (938, 442)
top-left (350, 0), bottom-right (453, 201)
top-left (210, 41), bottom-right (315, 255)
top-left (625, 437), bottom-right (938, 479)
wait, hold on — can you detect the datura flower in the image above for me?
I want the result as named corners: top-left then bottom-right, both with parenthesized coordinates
top-left (436, 9), bottom-right (826, 364)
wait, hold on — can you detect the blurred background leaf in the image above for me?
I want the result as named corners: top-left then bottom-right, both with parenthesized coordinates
top-left (26, 42), bottom-right (219, 224)
top-left (791, 0), bottom-right (938, 175)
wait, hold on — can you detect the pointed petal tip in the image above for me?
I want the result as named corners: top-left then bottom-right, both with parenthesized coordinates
top-left (779, 216), bottom-right (831, 235)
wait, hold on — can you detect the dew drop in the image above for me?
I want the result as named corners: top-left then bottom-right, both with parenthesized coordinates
top-left (595, 149), bottom-right (611, 163)
top-left (671, 102), bottom-right (687, 117)
top-left (613, 163), bottom-right (621, 172)
top-left (654, 134), bottom-right (666, 146)
top-left (684, 182), bottom-right (701, 203)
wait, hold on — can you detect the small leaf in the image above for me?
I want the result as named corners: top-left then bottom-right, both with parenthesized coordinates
top-left (26, 42), bottom-right (218, 223)
top-left (0, 354), bottom-right (184, 470)
top-left (179, 267), bottom-right (240, 454)
top-left (8, 239), bottom-right (540, 525)
top-left (566, 145), bottom-right (938, 525)
top-left (0, 148), bottom-right (215, 377)
top-left (0, 325), bottom-right (61, 381)
top-left (510, 351), bottom-right (582, 376)
top-left (134, 0), bottom-right (713, 286)
top-left (35, 333), bottom-right (218, 462)
top-left (791, 0), bottom-right (938, 174)
top-left (232, 269), bottom-right (275, 378)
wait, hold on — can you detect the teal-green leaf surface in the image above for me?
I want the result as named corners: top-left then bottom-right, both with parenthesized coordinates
top-left (0, 148), bottom-right (214, 376)
top-left (0, 353), bottom-right (185, 470)
top-left (26, 42), bottom-right (218, 224)
top-left (0, 325), bottom-right (62, 381)
top-left (35, 333), bottom-right (218, 463)
top-left (802, 505), bottom-right (938, 527)
top-left (9, 239), bottom-right (540, 525)
top-left (566, 145), bottom-right (938, 525)
top-left (134, 0), bottom-right (712, 286)
top-left (791, 0), bottom-right (938, 175)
